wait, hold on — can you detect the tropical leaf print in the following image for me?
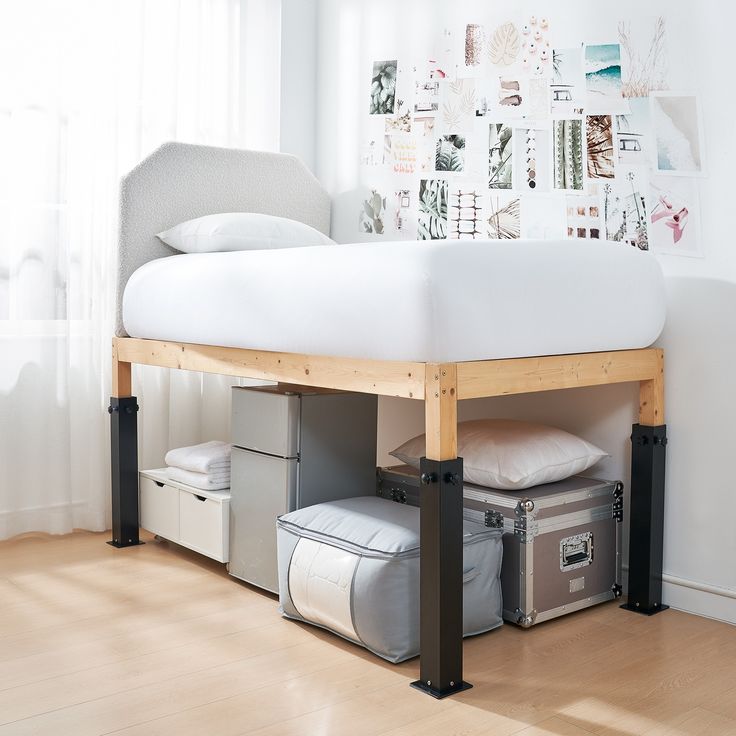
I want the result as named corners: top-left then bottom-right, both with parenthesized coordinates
top-left (369, 60), bottom-right (397, 115)
top-left (586, 114), bottom-right (614, 178)
top-left (487, 196), bottom-right (520, 239)
top-left (418, 179), bottom-right (448, 240)
top-left (488, 23), bottom-right (520, 66)
top-left (488, 123), bottom-right (513, 188)
top-left (435, 135), bottom-right (465, 172)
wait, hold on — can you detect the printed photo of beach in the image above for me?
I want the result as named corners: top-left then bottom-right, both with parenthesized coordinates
top-left (585, 43), bottom-right (625, 113)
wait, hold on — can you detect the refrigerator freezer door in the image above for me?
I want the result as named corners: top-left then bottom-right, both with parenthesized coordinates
top-left (229, 446), bottom-right (298, 593)
top-left (231, 387), bottom-right (300, 458)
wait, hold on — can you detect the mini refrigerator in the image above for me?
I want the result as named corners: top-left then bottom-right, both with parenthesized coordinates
top-left (229, 384), bottom-right (378, 593)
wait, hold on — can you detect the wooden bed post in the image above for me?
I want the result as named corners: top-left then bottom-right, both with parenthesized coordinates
top-left (109, 339), bottom-right (142, 548)
top-left (411, 364), bottom-right (471, 699)
top-left (622, 349), bottom-right (668, 615)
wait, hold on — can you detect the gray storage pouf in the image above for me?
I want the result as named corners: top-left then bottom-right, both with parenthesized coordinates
top-left (277, 496), bottom-right (503, 663)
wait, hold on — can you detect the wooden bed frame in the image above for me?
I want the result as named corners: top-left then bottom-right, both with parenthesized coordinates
top-left (110, 337), bottom-right (667, 699)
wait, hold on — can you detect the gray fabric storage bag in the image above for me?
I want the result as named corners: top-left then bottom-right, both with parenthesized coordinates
top-left (277, 496), bottom-right (503, 663)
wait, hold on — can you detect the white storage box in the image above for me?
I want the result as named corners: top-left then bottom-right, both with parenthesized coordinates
top-left (277, 496), bottom-right (503, 663)
top-left (139, 469), bottom-right (230, 562)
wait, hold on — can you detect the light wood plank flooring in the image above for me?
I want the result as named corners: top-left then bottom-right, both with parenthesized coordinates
top-left (1, 530), bottom-right (735, 736)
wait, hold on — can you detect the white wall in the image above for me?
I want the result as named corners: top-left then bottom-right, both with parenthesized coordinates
top-left (304, 0), bottom-right (736, 623)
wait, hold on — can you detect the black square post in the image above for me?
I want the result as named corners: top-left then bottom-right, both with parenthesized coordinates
top-left (621, 423), bottom-right (668, 615)
top-left (108, 396), bottom-right (143, 547)
top-left (410, 456), bottom-right (472, 698)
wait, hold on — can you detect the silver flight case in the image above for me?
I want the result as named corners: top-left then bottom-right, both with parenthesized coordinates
top-left (376, 465), bottom-right (623, 627)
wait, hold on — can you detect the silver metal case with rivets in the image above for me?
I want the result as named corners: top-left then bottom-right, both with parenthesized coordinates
top-left (376, 466), bottom-right (623, 627)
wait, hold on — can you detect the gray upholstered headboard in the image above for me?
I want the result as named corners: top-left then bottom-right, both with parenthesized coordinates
top-left (116, 141), bottom-right (331, 336)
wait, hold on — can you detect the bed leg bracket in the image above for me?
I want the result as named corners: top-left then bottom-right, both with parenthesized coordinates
top-left (410, 457), bottom-right (472, 699)
top-left (108, 396), bottom-right (143, 548)
top-left (621, 423), bottom-right (668, 616)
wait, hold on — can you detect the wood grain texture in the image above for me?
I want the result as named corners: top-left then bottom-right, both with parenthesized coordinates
top-left (112, 340), bottom-right (132, 398)
top-left (0, 531), bottom-right (732, 736)
top-left (424, 363), bottom-right (458, 460)
top-left (456, 348), bottom-right (664, 401)
top-left (114, 338), bottom-right (425, 400)
top-left (639, 348), bottom-right (665, 425)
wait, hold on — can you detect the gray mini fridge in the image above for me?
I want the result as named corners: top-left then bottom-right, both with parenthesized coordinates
top-left (229, 385), bottom-right (377, 593)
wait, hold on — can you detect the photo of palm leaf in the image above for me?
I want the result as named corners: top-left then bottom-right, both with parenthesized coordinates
top-left (488, 123), bottom-right (512, 188)
top-left (369, 60), bottom-right (397, 115)
top-left (586, 115), bottom-right (614, 178)
top-left (435, 135), bottom-right (465, 172)
top-left (487, 194), bottom-right (520, 239)
top-left (553, 119), bottom-right (584, 190)
top-left (443, 79), bottom-right (475, 129)
top-left (418, 179), bottom-right (448, 240)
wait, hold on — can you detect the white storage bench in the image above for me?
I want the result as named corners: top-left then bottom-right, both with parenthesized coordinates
top-left (139, 468), bottom-right (230, 562)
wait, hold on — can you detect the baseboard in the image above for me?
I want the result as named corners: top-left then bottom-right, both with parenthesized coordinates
top-left (622, 566), bottom-right (736, 625)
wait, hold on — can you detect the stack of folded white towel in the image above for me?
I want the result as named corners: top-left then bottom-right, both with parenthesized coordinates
top-left (165, 440), bottom-right (232, 491)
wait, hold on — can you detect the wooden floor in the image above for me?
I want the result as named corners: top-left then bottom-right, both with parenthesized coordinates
top-left (1, 533), bottom-right (735, 736)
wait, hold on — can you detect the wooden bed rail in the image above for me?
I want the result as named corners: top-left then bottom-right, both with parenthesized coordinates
top-left (114, 338), bottom-right (664, 417)
top-left (113, 337), bottom-right (426, 400)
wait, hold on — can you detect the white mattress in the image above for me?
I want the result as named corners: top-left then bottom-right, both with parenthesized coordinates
top-left (122, 239), bottom-right (666, 363)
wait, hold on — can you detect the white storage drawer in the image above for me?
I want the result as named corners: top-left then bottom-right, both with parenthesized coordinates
top-left (140, 475), bottom-right (179, 541)
top-left (139, 469), bottom-right (230, 563)
top-left (179, 490), bottom-right (229, 562)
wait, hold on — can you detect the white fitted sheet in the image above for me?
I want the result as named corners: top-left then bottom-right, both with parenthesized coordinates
top-left (122, 239), bottom-right (666, 363)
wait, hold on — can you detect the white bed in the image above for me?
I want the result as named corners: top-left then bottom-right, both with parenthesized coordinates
top-left (123, 238), bottom-right (665, 363)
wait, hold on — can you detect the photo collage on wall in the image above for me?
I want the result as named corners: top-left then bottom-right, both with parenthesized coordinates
top-left (359, 14), bottom-right (704, 256)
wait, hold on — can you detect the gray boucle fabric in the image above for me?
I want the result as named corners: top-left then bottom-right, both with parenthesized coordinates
top-left (116, 141), bottom-right (331, 336)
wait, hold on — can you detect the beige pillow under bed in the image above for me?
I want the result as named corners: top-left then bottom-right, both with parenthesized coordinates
top-left (389, 419), bottom-right (608, 491)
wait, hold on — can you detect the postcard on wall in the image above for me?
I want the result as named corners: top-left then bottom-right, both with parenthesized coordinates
top-left (516, 127), bottom-right (551, 193)
top-left (650, 93), bottom-right (705, 176)
top-left (526, 78), bottom-right (549, 121)
top-left (618, 16), bottom-right (669, 98)
top-left (449, 183), bottom-right (486, 239)
top-left (413, 115), bottom-right (436, 139)
top-left (385, 104), bottom-right (412, 135)
top-left (390, 135), bottom-right (418, 175)
top-left (552, 119), bottom-right (584, 192)
top-left (360, 138), bottom-right (383, 167)
top-left (442, 78), bottom-right (476, 130)
top-left (461, 23), bottom-right (493, 77)
top-left (487, 192), bottom-right (521, 239)
top-left (521, 194), bottom-right (566, 239)
top-left (649, 175), bottom-right (702, 257)
top-left (370, 60), bottom-right (397, 115)
top-left (519, 14), bottom-right (553, 80)
top-left (602, 168), bottom-right (649, 249)
top-left (390, 188), bottom-right (418, 239)
top-left (584, 44), bottom-right (626, 114)
top-left (435, 134), bottom-right (466, 173)
top-left (488, 123), bottom-right (513, 189)
top-left (551, 47), bottom-right (584, 115)
top-left (475, 75), bottom-right (525, 118)
top-left (586, 115), bottom-right (615, 179)
top-left (487, 22), bottom-right (522, 69)
top-left (359, 189), bottom-right (388, 235)
top-left (566, 184), bottom-right (602, 239)
top-left (413, 60), bottom-right (445, 114)
top-left (615, 97), bottom-right (652, 167)
top-left (418, 178), bottom-right (449, 240)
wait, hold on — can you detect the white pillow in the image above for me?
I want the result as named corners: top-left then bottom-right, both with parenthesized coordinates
top-left (389, 419), bottom-right (608, 491)
top-left (156, 212), bottom-right (334, 253)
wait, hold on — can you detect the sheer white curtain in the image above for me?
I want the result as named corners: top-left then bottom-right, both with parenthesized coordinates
top-left (0, 0), bottom-right (281, 540)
